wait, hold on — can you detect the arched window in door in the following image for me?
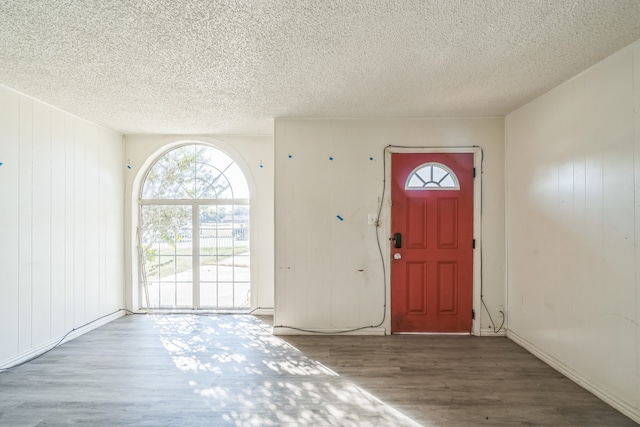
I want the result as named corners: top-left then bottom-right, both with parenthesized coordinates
top-left (139, 144), bottom-right (250, 309)
top-left (405, 162), bottom-right (459, 190)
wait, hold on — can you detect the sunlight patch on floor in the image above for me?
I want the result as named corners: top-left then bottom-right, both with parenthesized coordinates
top-left (152, 314), bottom-right (425, 427)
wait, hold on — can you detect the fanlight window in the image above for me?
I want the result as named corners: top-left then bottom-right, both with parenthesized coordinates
top-left (142, 145), bottom-right (249, 200)
top-left (406, 163), bottom-right (459, 190)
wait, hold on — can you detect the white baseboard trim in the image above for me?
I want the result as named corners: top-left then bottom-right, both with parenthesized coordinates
top-left (0, 309), bottom-right (127, 370)
top-left (273, 326), bottom-right (387, 336)
top-left (479, 327), bottom-right (507, 336)
top-left (251, 308), bottom-right (274, 316)
top-left (507, 330), bottom-right (640, 424)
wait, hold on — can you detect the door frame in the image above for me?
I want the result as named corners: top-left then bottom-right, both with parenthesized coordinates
top-left (385, 146), bottom-right (482, 336)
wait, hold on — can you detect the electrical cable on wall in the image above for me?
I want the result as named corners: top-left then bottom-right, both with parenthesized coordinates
top-left (0, 309), bottom-right (276, 373)
top-left (274, 146), bottom-right (393, 334)
top-left (0, 308), bottom-right (136, 373)
top-left (384, 145), bottom-right (504, 334)
top-left (276, 143), bottom-right (505, 335)
top-left (277, 144), bottom-right (479, 334)
top-left (475, 148), bottom-right (505, 334)
top-left (2, 144), bottom-right (504, 370)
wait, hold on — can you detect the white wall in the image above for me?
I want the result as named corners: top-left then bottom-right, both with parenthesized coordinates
top-left (124, 135), bottom-right (275, 312)
top-left (274, 118), bottom-right (504, 334)
top-left (505, 40), bottom-right (640, 421)
top-left (0, 85), bottom-right (125, 367)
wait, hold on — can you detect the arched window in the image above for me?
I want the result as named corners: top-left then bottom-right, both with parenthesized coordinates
top-left (405, 163), bottom-right (459, 190)
top-left (139, 144), bottom-right (250, 309)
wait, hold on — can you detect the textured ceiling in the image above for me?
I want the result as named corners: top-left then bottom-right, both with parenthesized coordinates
top-left (1, 1), bottom-right (640, 135)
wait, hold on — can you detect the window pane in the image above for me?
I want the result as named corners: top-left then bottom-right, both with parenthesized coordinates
top-left (406, 163), bottom-right (459, 190)
top-left (140, 205), bottom-right (192, 308)
top-left (142, 144), bottom-right (249, 200)
top-left (142, 145), bottom-right (196, 199)
top-left (198, 204), bottom-right (250, 309)
top-left (217, 282), bottom-right (234, 308)
top-left (431, 166), bottom-right (448, 182)
top-left (440, 175), bottom-right (455, 187)
top-left (407, 174), bottom-right (425, 188)
top-left (195, 161), bottom-right (233, 199)
top-left (200, 282), bottom-right (219, 307)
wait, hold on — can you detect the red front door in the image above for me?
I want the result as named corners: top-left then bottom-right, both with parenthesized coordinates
top-left (390, 153), bottom-right (474, 333)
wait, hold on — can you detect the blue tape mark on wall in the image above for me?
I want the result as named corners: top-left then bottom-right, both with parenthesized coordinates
top-left (0, 162), bottom-right (3, 167)
top-left (369, 156), bottom-right (374, 161)
top-left (336, 215), bottom-right (344, 221)
top-left (259, 161), bottom-right (264, 168)
top-left (288, 154), bottom-right (293, 159)
top-left (329, 156), bottom-right (334, 161)
top-left (127, 165), bottom-right (132, 169)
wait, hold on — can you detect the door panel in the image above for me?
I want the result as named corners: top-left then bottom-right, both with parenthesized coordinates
top-left (407, 261), bottom-right (427, 314)
top-left (391, 153), bottom-right (473, 333)
top-left (437, 261), bottom-right (457, 314)
top-left (437, 198), bottom-right (458, 249)
top-left (406, 199), bottom-right (427, 248)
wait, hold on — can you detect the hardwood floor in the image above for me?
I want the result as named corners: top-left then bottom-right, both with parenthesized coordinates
top-left (0, 314), bottom-right (635, 426)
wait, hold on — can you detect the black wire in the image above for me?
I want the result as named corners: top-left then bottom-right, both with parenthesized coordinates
top-left (386, 145), bottom-right (506, 334)
top-left (0, 308), bottom-right (274, 373)
top-left (272, 324), bottom-right (383, 335)
top-left (474, 148), bottom-right (504, 334)
top-left (276, 144), bottom-right (503, 335)
top-left (0, 308), bottom-right (135, 373)
top-left (481, 298), bottom-right (505, 333)
top-left (274, 146), bottom-right (394, 334)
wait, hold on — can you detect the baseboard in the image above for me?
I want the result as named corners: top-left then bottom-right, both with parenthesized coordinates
top-left (251, 308), bottom-right (274, 316)
top-left (273, 326), bottom-right (387, 336)
top-left (507, 330), bottom-right (640, 424)
top-left (0, 309), bottom-right (127, 371)
top-left (479, 327), bottom-right (507, 336)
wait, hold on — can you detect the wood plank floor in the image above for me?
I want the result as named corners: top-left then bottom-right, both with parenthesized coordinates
top-left (0, 314), bottom-right (635, 426)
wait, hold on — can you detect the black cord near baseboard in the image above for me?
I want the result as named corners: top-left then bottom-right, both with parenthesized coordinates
top-left (0, 308), bottom-right (133, 373)
top-left (274, 146), bottom-right (395, 334)
top-left (481, 297), bottom-right (505, 333)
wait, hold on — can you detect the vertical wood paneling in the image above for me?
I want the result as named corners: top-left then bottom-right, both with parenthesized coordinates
top-left (73, 120), bottom-right (86, 327)
top-left (84, 126), bottom-right (100, 318)
top-left (0, 87), bottom-right (20, 362)
top-left (18, 97), bottom-right (33, 353)
top-left (50, 109), bottom-right (66, 338)
top-left (31, 102), bottom-right (52, 348)
top-left (506, 41), bottom-right (640, 417)
top-left (64, 114), bottom-right (75, 332)
top-left (99, 131), bottom-right (107, 314)
top-left (104, 132), bottom-right (123, 311)
top-left (0, 85), bottom-right (125, 368)
top-left (634, 41), bottom-right (640, 413)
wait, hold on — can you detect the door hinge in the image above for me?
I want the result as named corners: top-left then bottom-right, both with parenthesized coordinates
top-left (473, 167), bottom-right (476, 178)
top-left (472, 239), bottom-right (476, 249)
top-left (472, 309), bottom-right (475, 320)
